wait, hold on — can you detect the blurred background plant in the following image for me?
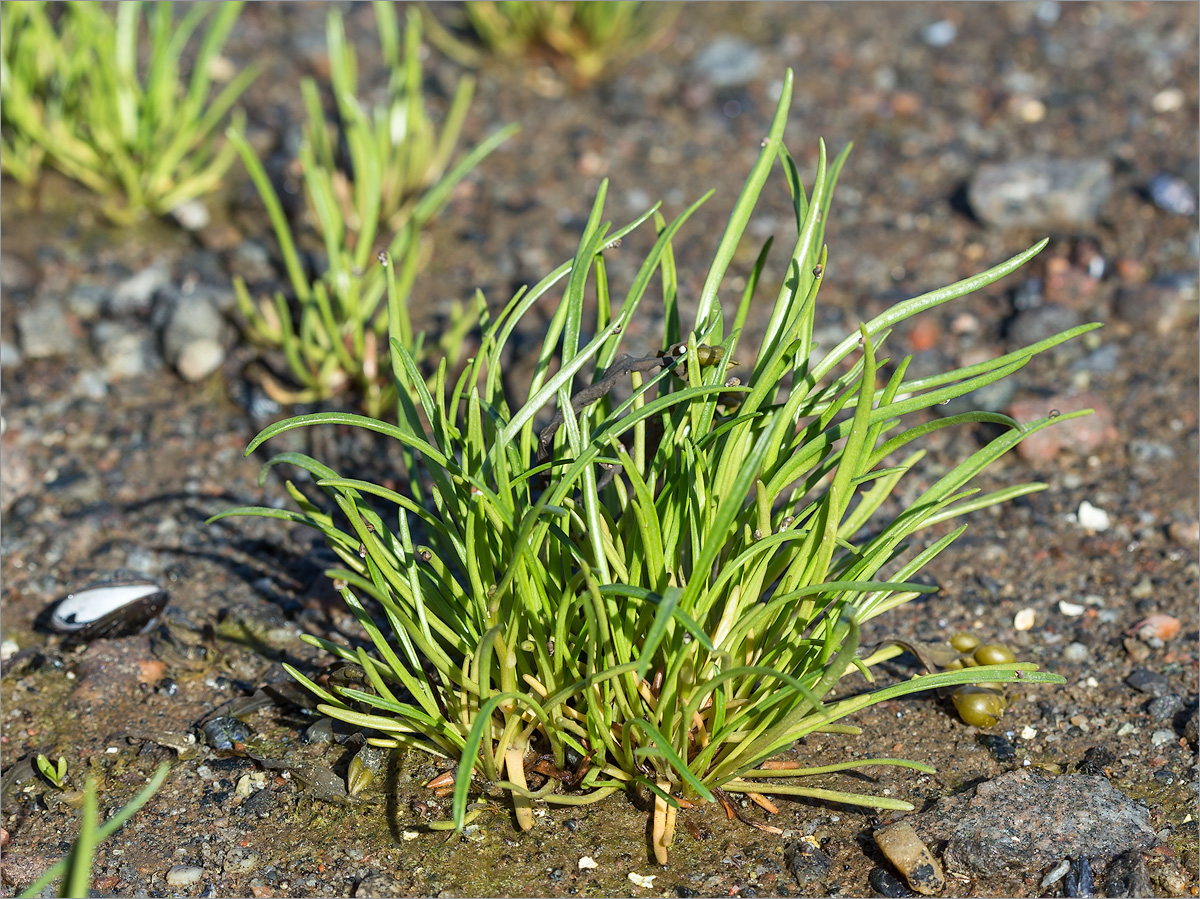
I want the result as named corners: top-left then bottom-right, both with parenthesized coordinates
top-left (0, 1), bottom-right (256, 223)
top-left (230, 2), bottom-right (517, 418)
top-left (214, 71), bottom-right (1084, 863)
top-left (423, 0), bottom-right (678, 85)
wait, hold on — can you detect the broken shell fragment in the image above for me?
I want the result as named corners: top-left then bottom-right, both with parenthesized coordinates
top-left (42, 582), bottom-right (168, 649)
top-left (873, 820), bottom-right (945, 896)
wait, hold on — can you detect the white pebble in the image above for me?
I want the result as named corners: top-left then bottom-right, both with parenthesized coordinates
top-left (921, 19), bottom-right (957, 46)
top-left (1041, 859), bottom-right (1071, 888)
top-left (1062, 642), bottom-right (1089, 662)
top-left (1117, 722), bottom-right (1138, 736)
top-left (1151, 729), bottom-right (1176, 746)
top-left (1014, 608), bottom-right (1036, 631)
top-left (578, 856), bottom-right (598, 870)
top-left (1076, 501), bottom-right (1111, 531)
top-left (1151, 88), bottom-right (1185, 113)
top-left (165, 865), bottom-right (204, 887)
top-left (0, 638), bottom-right (17, 661)
top-left (628, 872), bottom-right (656, 888)
top-left (170, 199), bottom-right (211, 231)
top-left (1021, 725), bottom-right (1038, 740)
top-left (1058, 600), bottom-right (1085, 617)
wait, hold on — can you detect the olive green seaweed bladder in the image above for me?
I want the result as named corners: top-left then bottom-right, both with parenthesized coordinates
top-left (211, 68), bottom-right (1089, 864)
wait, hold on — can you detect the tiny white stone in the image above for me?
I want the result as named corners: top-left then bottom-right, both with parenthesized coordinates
top-left (165, 864), bottom-right (203, 887)
top-left (578, 856), bottom-right (598, 870)
top-left (402, 831), bottom-right (420, 841)
top-left (1076, 501), bottom-right (1111, 531)
top-left (1014, 608), bottom-right (1036, 631)
top-left (0, 638), bottom-right (17, 661)
top-left (1117, 722), bottom-right (1138, 736)
top-left (628, 872), bottom-right (656, 888)
top-left (1021, 725), bottom-right (1038, 740)
top-left (1058, 600), bottom-right (1085, 617)
top-left (1150, 729), bottom-right (1176, 746)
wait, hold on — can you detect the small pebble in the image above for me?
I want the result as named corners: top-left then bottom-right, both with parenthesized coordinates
top-left (785, 839), bottom-right (833, 886)
top-left (920, 19), bottom-right (957, 46)
top-left (1014, 608), bottom-right (1035, 631)
top-left (968, 157), bottom-right (1113, 229)
top-left (1150, 729), bottom-right (1176, 747)
top-left (165, 865), bottom-right (204, 887)
top-left (1061, 642), bottom-right (1089, 662)
top-left (1125, 667), bottom-right (1170, 697)
top-left (690, 36), bottom-right (762, 88)
top-left (873, 820), bottom-right (944, 896)
top-left (1059, 601), bottom-right (1085, 617)
top-left (17, 299), bottom-right (79, 358)
top-left (1151, 87), bottom-right (1186, 113)
top-left (1041, 858), bottom-right (1071, 888)
top-left (577, 857), bottom-right (598, 870)
top-left (1167, 519), bottom-right (1199, 545)
top-left (1076, 501), bottom-right (1110, 531)
top-left (977, 734), bottom-right (1016, 763)
top-left (868, 866), bottom-right (915, 897)
top-left (111, 262), bottom-right (170, 315)
top-left (171, 199), bottom-right (212, 232)
top-left (628, 872), bottom-right (656, 888)
top-left (354, 873), bottom-right (406, 898)
top-left (1148, 173), bottom-right (1197, 216)
top-left (1129, 614), bottom-right (1181, 642)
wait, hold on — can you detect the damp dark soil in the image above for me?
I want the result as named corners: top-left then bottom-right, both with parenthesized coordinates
top-left (1, 3), bottom-right (1197, 897)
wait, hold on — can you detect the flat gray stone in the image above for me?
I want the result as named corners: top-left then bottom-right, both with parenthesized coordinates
top-left (968, 157), bottom-right (1113, 229)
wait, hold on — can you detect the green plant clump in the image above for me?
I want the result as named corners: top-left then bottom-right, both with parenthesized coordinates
top-left (0, 1), bottom-right (256, 222)
top-left (230, 3), bottom-right (517, 418)
top-left (214, 69), bottom-right (1090, 863)
top-left (427, 1), bottom-right (677, 85)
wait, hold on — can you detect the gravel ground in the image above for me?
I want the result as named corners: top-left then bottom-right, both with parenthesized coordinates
top-left (1, 3), bottom-right (1197, 897)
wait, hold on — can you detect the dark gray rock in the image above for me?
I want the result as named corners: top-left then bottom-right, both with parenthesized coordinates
top-left (1103, 850), bottom-right (1153, 898)
top-left (1006, 303), bottom-right (1084, 350)
top-left (1145, 693), bottom-right (1184, 722)
top-left (1125, 666), bottom-right (1170, 697)
top-left (785, 840), bottom-right (833, 887)
top-left (914, 769), bottom-right (1157, 879)
top-left (968, 158), bottom-right (1113, 229)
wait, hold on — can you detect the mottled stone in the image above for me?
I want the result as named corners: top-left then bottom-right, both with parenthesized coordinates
top-left (915, 769), bottom-right (1156, 878)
